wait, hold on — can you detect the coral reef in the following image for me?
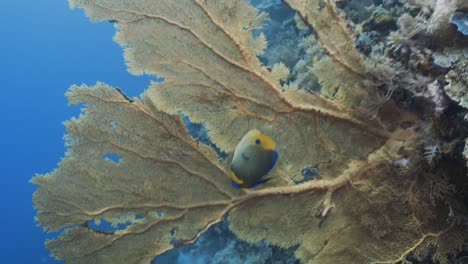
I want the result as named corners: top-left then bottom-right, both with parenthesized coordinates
top-left (427, 0), bottom-right (459, 41)
top-left (362, 7), bottom-right (398, 33)
top-left (445, 58), bottom-right (468, 119)
top-left (254, 0), bottom-right (310, 69)
top-left (155, 219), bottom-right (300, 264)
top-left (32, 0), bottom-right (468, 263)
top-left (288, 34), bottom-right (323, 93)
top-left (154, 220), bottom-right (273, 264)
top-left (465, 139), bottom-right (468, 168)
top-left (451, 10), bottom-right (468, 36)
top-left (426, 0), bottom-right (468, 42)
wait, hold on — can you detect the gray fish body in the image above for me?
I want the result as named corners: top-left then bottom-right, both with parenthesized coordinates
top-left (231, 144), bottom-right (277, 187)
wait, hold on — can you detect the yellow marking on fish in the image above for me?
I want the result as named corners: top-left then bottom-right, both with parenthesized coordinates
top-left (230, 171), bottom-right (244, 184)
top-left (245, 130), bottom-right (276, 150)
top-left (259, 134), bottom-right (276, 150)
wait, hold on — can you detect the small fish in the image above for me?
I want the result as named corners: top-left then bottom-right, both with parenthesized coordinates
top-left (229, 129), bottom-right (279, 189)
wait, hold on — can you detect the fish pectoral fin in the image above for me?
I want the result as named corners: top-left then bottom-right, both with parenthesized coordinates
top-left (241, 152), bottom-right (250, 161)
top-left (230, 171), bottom-right (244, 184)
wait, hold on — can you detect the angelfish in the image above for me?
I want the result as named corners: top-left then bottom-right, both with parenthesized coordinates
top-left (229, 129), bottom-right (279, 189)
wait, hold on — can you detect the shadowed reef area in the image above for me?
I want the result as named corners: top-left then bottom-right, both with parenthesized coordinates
top-left (32, 0), bottom-right (468, 263)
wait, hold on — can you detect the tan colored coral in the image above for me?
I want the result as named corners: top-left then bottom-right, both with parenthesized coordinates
top-left (32, 1), bottom-right (465, 263)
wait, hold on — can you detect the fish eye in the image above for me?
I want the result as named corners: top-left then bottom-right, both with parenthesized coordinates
top-left (255, 139), bottom-right (261, 144)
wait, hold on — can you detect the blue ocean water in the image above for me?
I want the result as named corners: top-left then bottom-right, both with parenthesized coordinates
top-left (0, 1), bottom-right (154, 263)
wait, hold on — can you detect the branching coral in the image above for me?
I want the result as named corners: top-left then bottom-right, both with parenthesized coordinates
top-left (32, 0), bottom-right (467, 263)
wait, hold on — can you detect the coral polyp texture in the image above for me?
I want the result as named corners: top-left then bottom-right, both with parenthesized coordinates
top-left (32, 0), bottom-right (468, 263)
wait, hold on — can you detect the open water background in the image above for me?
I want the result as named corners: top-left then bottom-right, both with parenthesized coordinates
top-left (0, 1), bottom-right (153, 262)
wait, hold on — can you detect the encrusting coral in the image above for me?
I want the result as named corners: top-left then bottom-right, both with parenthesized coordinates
top-left (32, 0), bottom-right (467, 263)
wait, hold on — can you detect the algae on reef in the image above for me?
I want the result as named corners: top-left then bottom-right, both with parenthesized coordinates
top-left (32, 0), bottom-right (467, 263)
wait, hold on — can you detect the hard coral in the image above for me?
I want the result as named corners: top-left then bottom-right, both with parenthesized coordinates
top-left (32, 0), bottom-right (467, 263)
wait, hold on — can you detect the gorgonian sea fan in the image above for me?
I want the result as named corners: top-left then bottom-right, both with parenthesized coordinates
top-left (32, 1), bottom-right (466, 263)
